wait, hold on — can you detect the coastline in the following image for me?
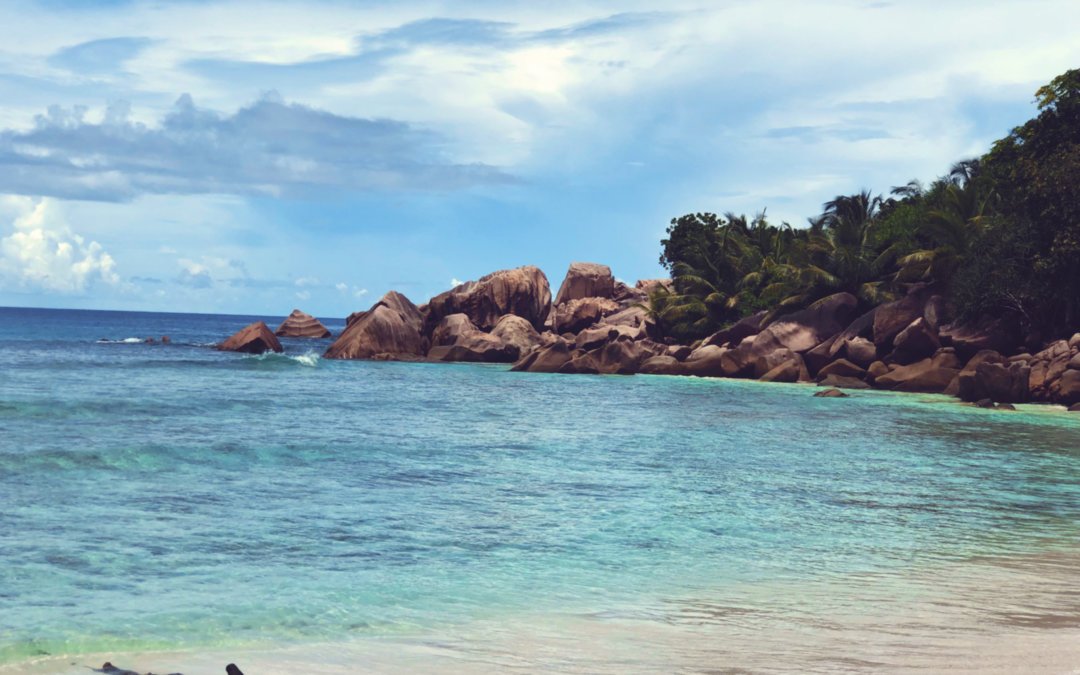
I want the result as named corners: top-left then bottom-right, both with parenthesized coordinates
top-left (7, 545), bottom-right (1080, 674)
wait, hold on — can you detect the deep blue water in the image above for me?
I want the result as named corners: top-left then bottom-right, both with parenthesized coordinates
top-left (2, 306), bottom-right (1080, 671)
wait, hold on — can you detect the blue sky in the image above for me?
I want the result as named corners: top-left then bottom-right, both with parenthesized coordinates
top-left (0, 0), bottom-right (1078, 316)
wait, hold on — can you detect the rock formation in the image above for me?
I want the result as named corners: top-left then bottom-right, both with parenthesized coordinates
top-left (324, 292), bottom-right (424, 360)
top-left (425, 266), bottom-right (551, 332)
top-left (218, 321), bottom-right (283, 354)
top-left (427, 313), bottom-right (518, 363)
top-left (275, 309), bottom-right (332, 338)
top-left (554, 262), bottom-right (615, 305)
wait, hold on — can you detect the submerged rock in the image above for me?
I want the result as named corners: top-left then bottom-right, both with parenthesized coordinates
top-left (814, 388), bottom-right (849, 398)
top-left (275, 309), bottom-right (332, 338)
top-left (218, 321), bottom-right (283, 354)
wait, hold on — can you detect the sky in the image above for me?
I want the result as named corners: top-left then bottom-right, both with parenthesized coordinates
top-left (0, 0), bottom-right (1078, 316)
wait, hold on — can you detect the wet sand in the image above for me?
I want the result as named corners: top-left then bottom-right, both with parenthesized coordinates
top-left (8, 549), bottom-right (1080, 674)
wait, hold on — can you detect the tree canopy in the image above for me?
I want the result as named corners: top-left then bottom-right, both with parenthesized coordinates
top-left (650, 68), bottom-right (1080, 342)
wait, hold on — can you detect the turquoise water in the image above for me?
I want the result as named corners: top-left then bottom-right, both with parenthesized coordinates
top-left (2, 307), bottom-right (1080, 671)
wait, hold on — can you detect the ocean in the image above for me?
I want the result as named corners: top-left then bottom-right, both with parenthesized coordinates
top-left (2, 306), bottom-right (1080, 674)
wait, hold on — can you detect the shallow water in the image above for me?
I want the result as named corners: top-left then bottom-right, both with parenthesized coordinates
top-left (2, 307), bottom-right (1080, 673)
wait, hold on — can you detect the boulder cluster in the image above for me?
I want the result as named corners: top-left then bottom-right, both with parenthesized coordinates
top-left (218, 263), bottom-right (1080, 409)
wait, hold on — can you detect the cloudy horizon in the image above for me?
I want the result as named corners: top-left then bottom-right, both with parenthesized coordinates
top-left (1, 0), bottom-right (1078, 316)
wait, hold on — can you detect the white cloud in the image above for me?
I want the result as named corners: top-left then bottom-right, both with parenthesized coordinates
top-left (450, 277), bottom-right (463, 287)
top-left (335, 282), bottom-right (348, 292)
top-left (295, 275), bottom-right (319, 287)
top-left (354, 287), bottom-right (369, 299)
top-left (295, 290), bottom-right (311, 300)
top-left (0, 196), bottom-right (119, 293)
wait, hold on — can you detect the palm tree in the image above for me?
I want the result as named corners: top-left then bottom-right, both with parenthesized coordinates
top-left (895, 180), bottom-right (992, 285)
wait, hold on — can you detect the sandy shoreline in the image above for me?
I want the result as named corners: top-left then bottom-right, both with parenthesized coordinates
top-left (7, 550), bottom-right (1080, 675)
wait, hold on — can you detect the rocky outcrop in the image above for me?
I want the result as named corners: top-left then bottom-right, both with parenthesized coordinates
top-left (891, 317), bottom-right (940, 363)
top-left (218, 321), bottom-right (283, 354)
top-left (753, 292), bottom-right (858, 354)
top-left (427, 313), bottom-right (518, 363)
top-left (511, 340), bottom-right (572, 373)
top-left (760, 353), bottom-right (809, 383)
top-left (598, 305), bottom-right (648, 329)
top-left (873, 351), bottom-right (961, 393)
top-left (635, 279), bottom-right (673, 296)
top-left (640, 354), bottom-right (685, 375)
top-left (817, 358), bottom-right (866, 380)
top-left (873, 291), bottom-right (929, 349)
top-left (682, 345), bottom-right (729, 377)
top-left (425, 266), bottom-right (552, 332)
top-left (940, 316), bottom-right (1022, 358)
top-left (554, 297), bottom-right (619, 334)
top-left (554, 262), bottom-right (615, 305)
top-left (702, 311), bottom-right (767, 348)
top-left (954, 350), bottom-right (1030, 402)
top-left (325, 292), bottom-right (424, 360)
top-left (275, 309), bottom-right (331, 338)
top-left (491, 314), bottom-right (543, 356)
top-left (818, 374), bottom-right (870, 389)
top-left (1058, 369), bottom-right (1080, 405)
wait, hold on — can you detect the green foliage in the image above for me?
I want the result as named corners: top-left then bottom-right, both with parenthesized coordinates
top-left (655, 68), bottom-right (1080, 341)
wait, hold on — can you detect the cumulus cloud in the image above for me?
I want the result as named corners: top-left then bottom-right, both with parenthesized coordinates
top-left (0, 196), bottom-right (120, 293)
top-left (0, 93), bottom-right (514, 201)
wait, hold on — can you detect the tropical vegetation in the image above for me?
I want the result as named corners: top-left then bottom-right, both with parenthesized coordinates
top-left (649, 68), bottom-right (1080, 343)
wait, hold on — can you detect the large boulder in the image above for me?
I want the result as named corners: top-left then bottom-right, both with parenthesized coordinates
top-left (957, 362), bottom-right (1032, 403)
top-left (425, 266), bottom-right (552, 332)
top-left (702, 311), bottom-right (768, 348)
top-left (431, 313), bottom-right (478, 346)
top-left (554, 262), bottom-right (615, 305)
top-left (683, 345), bottom-right (729, 377)
top-left (844, 337), bottom-right (878, 368)
top-left (760, 353), bottom-right (809, 383)
top-left (939, 316), bottom-right (1022, 358)
top-left (891, 317), bottom-right (940, 363)
top-left (325, 292), bottom-right (424, 360)
top-left (491, 314), bottom-right (544, 356)
top-left (873, 291), bottom-right (929, 348)
top-left (753, 347), bottom-right (800, 379)
top-left (554, 297), bottom-right (619, 334)
top-left (428, 333), bottom-right (518, 363)
top-left (818, 374), bottom-right (871, 389)
top-left (817, 358), bottom-right (866, 380)
top-left (873, 353), bottom-right (960, 393)
top-left (598, 305), bottom-right (648, 328)
top-left (640, 355), bottom-right (685, 375)
top-left (1057, 369), bottom-right (1080, 405)
top-left (219, 321), bottom-right (283, 354)
top-left (635, 279), bottom-right (673, 295)
top-left (275, 309), bottom-right (332, 338)
top-left (511, 340), bottom-right (572, 373)
top-left (558, 350), bottom-right (602, 375)
top-left (753, 292), bottom-right (858, 354)
top-left (428, 313), bottom-right (519, 363)
top-left (591, 339), bottom-right (660, 375)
